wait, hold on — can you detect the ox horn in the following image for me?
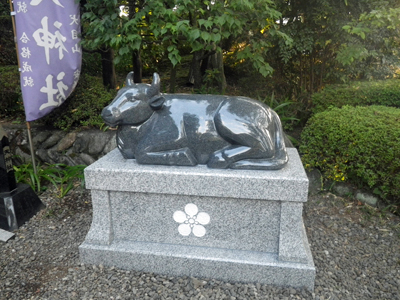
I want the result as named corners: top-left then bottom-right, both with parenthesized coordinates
top-left (147, 73), bottom-right (161, 97)
top-left (125, 72), bottom-right (134, 86)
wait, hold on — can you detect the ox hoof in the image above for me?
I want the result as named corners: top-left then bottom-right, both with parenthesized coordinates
top-left (207, 153), bottom-right (230, 169)
top-left (120, 150), bottom-right (135, 159)
top-left (172, 148), bottom-right (197, 166)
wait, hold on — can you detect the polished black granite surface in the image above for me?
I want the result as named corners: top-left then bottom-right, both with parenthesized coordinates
top-left (0, 126), bottom-right (17, 193)
top-left (102, 72), bottom-right (288, 170)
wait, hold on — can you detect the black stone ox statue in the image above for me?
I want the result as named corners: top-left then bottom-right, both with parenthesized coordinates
top-left (102, 72), bottom-right (288, 170)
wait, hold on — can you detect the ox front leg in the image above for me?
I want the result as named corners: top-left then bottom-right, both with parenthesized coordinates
top-left (136, 147), bottom-right (198, 166)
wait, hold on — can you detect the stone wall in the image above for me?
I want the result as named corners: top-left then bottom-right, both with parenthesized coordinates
top-left (3, 124), bottom-right (116, 166)
top-left (3, 123), bottom-right (294, 167)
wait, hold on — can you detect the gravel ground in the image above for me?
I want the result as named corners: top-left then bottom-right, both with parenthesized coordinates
top-left (1, 186), bottom-right (399, 300)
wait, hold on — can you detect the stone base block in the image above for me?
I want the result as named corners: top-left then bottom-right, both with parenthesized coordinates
top-left (80, 226), bottom-right (314, 289)
top-left (80, 148), bottom-right (315, 290)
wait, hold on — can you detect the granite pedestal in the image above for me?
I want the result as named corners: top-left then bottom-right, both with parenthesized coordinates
top-left (80, 148), bottom-right (315, 290)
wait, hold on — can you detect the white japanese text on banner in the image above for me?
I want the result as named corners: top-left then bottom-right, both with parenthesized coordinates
top-left (14, 0), bottom-right (82, 121)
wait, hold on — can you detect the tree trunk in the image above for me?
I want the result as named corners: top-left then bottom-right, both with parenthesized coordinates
top-left (310, 53), bottom-right (314, 94)
top-left (100, 47), bottom-right (117, 89)
top-left (188, 51), bottom-right (203, 88)
top-left (187, 9), bottom-right (203, 89)
top-left (214, 52), bottom-right (226, 93)
top-left (128, 0), bottom-right (143, 83)
top-left (132, 49), bottom-right (142, 83)
top-left (320, 51), bottom-right (326, 91)
top-left (169, 64), bottom-right (177, 93)
top-left (200, 52), bottom-right (209, 75)
top-left (299, 55), bottom-right (303, 91)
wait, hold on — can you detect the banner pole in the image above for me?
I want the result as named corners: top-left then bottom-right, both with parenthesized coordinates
top-left (9, 0), bottom-right (38, 174)
top-left (26, 122), bottom-right (37, 174)
top-left (9, 0), bottom-right (21, 68)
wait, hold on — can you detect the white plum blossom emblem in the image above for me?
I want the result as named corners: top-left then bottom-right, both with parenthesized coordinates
top-left (173, 204), bottom-right (210, 237)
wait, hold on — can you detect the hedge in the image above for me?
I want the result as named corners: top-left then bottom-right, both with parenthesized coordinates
top-left (300, 105), bottom-right (400, 203)
top-left (312, 79), bottom-right (400, 114)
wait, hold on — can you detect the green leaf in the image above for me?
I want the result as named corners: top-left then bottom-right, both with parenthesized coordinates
top-left (201, 31), bottom-right (211, 42)
top-left (168, 51), bottom-right (181, 67)
top-left (211, 33), bottom-right (221, 43)
top-left (176, 20), bottom-right (189, 31)
top-left (221, 31), bottom-right (230, 39)
top-left (204, 20), bottom-right (213, 29)
top-left (192, 41), bottom-right (204, 52)
top-left (198, 19), bottom-right (206, 27)
top-left (215, 15), bottom-right (226, 27)
top-left (189, 29), bottom-right (201, 41)
top-left (118, 47), bottom-right (130, 56)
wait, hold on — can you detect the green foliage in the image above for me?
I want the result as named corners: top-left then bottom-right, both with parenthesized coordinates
top-left (312, 79), bottom-right (400, 114)
top-left (54, 164), bottom-right (86, 198)
top-left (14, 163), bottom-right (46, 193)
top-left (81, 0), bottom-right (290, 78)
top-left (194, 69), bottom-right (222, 94)
top-left (300, 105), bottom-right (400, 203)
top-left (0, 2), bottom-right (17, 65)
top-left (156, 0), bottom-right (283, 69)
top-left (0, 65), bottom-right (24, 118)
top-left (338, 6), bottom-right (400, 80)
top-left (13, 163), bottom-right (85, 198)
top-left (266, 0), bottom-right (400, 101)
top-left (81, 0), bottom-right (141, 65)
top-left (42, 74), bottom-right (117, 130)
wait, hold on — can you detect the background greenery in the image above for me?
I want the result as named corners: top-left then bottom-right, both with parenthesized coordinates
top-left (0, 66), bottom-right (23, 117)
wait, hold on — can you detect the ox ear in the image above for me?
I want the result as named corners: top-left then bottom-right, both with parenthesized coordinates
top-left (147, 73), bottom-right (161, 97)
top-left (149, 95), bottom-right (165, 110)
top-left (125, 72), bottom-right (134, 86)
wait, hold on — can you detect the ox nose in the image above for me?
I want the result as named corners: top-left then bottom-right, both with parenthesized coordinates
top-left (101, 107), bottom-right (120, 121)
top-left (112, 107), bottom-right (121, 118)
top-left (101, 107), bottom-right (112, 118)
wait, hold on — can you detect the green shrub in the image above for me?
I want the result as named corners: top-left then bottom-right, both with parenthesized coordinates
top-left (42, 74), bottom-right (117, 130)
top-left (0, 65), bottom-right (24, 117)
top-left (300, 105), bottom-right (400, 203)
top-left (312, 79), bottom-right (400, 114)
top-left (14, 163), bottom-right (85, 197)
